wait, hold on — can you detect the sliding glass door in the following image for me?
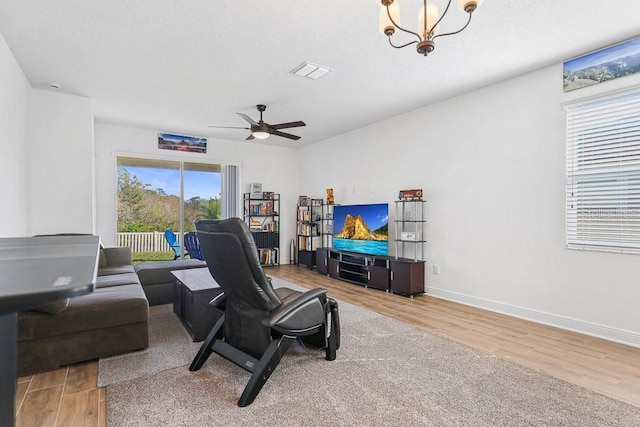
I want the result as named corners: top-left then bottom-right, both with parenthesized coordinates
top-left (183, 162), bottom-right (222, 232)
top-left (116, 157), bottom-right (222, 260)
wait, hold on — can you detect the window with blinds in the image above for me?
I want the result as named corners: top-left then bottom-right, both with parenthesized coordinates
top-left (565, 88), bottom-right (640, 253)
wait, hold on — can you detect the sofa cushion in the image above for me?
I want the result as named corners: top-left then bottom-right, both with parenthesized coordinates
top-left (97, 272), bottom-right (140, 288)
top-left (98, 264), bottom-right (136, 276)
top-left (18, 284), bottom-right (148, 341)
top-left (98, 249), bottom-right (107, 268)
top-left (135, 259), bottom-right (205, 285)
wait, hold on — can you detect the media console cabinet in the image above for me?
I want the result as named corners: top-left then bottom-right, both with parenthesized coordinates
top-left (316, 248), bottom-right (425, 298)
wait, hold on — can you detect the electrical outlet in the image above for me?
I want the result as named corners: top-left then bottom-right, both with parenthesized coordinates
top-left (433, 265), bottom-right (439, 275)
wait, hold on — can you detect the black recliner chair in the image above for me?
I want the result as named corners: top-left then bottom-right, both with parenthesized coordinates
top-left (189, 218), bottom-right (340, 407)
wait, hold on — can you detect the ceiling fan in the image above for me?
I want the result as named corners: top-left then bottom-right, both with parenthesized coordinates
top-left (209, 104), bottom-right (306, 141)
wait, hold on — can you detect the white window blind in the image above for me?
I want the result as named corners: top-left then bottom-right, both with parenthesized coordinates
top-left (565, 88), bottom-right (640, 253)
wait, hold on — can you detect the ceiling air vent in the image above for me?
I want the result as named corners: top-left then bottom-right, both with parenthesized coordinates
top-left (290, 62), bottom-right (332, 80)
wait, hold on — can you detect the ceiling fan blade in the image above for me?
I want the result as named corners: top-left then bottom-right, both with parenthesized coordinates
top-left (237, 112), bottom-right (258, 125)
top-left (271, 130), bottom-right (301, 141)
top-left (245, 134), bottom-right (255, 141)
top-left (207, 125), bottom-right (250, 130)
top-left (270, 121), bottom-right (306, 130)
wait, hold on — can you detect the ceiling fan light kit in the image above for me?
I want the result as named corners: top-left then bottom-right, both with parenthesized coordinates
top-left (377, 0), bottom-right (483, 56)
top-left (252, 130), bottom-right (271, 140)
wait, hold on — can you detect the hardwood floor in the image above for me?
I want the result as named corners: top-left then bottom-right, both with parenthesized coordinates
top-left (16, 362), bottom-right (105, 427)
top-left (15, 265), bottom-right (640, 425)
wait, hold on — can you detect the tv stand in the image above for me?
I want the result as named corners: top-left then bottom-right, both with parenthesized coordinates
top-left (316, 248), bottom-right (425, 298)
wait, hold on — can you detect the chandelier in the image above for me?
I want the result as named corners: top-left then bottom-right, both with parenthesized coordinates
top-left (377, 0), bottom-right (483, 56)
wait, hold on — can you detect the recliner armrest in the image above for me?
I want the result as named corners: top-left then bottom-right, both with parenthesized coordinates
top-left (263, 288), bottom-right (327, 334)
top-left (208, 292), bottom-right (226, 308)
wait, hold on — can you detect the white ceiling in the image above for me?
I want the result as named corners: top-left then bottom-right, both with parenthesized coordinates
top-left (1, 1), bottom-right (639, 147)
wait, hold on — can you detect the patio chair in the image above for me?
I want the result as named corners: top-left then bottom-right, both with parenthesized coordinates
top-left (164, 229), bottom-right (182, 260)
top-left (183, 231), bottom-right (205, 260)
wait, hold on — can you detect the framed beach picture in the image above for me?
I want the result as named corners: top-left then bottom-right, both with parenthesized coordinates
top-left (158, 133), bottom-right (207, 153)
top-left (563, 36), bottom-right (640, 92)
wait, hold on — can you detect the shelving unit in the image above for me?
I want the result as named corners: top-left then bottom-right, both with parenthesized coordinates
top-left (296, 198), bottom-right (322, 268)
top-left (394, 199), bottom-right (426, 262)
top-left (319, 203), bottom-right (335, 249)
top-left (315, 198), bottom-right (426, 297)
top-left (316, 248), bottom-right (425, 298)
top-left (243, 192), bottom-right (280, 266)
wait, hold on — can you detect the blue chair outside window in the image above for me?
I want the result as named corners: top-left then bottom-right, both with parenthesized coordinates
top-left (164, 229), bottom-right (182, 260)
top-left (184, 231), bottom-right (205, 260)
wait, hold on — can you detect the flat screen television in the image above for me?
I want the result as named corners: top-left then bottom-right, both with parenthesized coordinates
top-left (333, 203), bottom-right (389, 256)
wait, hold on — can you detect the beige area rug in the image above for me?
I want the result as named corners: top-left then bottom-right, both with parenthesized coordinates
top-left (105, 278), bottom-right (640, 426)
top-left (98, 308), bottom-right (201, 387)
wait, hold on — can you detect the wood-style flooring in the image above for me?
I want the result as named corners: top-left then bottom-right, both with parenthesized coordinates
top-left (15, 265), bottom-right (640, 425)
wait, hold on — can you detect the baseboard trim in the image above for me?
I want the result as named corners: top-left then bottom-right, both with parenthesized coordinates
top-left (426, 287), bottom-right (640, 349)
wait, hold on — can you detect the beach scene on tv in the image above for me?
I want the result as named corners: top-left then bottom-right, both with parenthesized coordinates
top-left (333, 203), bottom-right (388, 256)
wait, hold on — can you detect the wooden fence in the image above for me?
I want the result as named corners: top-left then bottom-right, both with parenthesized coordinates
top-left (117, 231), bottom-right (179, 253)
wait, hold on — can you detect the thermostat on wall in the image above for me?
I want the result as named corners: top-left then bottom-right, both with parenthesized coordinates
top-left (401, 232), bottom-right (417, 241)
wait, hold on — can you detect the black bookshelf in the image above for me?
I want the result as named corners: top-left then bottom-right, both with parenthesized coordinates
top-left (243, 192), bottom-right (280, 266)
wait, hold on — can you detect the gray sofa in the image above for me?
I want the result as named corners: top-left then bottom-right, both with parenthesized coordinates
top-left (18, 247), bottom-right (149, 375)
top-left (17, 247), bottom-right (209, 375)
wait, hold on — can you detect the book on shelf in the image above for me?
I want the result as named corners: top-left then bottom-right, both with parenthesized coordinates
top-left (260, 248), bottom-right (278, 265)
top-left (298, 235), bottom-right (320, 251)
top-left (264, 221), bottom-right (279, 232)
top-left (297, 223), bottom-right (317, 236)
top-left (298, 236), bottom-right (309, 251)
top-left (250, 202), bottom-right (277, 216)
top-left (297, 209), bottom-right (311, 222)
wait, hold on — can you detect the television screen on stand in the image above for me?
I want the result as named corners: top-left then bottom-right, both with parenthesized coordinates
top-left (332, 203), bottom-right (389, 256)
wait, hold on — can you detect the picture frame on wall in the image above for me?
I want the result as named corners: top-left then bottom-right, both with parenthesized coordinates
top-left (157, 133), bottom-right (207, 153)
top-left (250, 183), bottom-right (262, 198)
top-left (563, 36), bottom-right (640, 92)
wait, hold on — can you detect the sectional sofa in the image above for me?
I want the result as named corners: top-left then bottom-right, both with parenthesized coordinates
top-left (17, 246), bottom-right (205, 375)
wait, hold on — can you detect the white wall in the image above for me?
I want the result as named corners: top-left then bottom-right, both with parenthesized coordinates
top-left (94, 123), bottom-right (300, 260)
top-left (26, 90), bottom-right (95, 236)
top-left (6, 21), bottom-right (638, 345)
top-left (299, 65), bottom-right (640, 347)
top-left (0, 32), bottom-right (29, 237)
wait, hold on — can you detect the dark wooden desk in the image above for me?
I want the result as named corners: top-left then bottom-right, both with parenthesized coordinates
top-left (0, 235), bottom-right (99, 426)
top-left (171, 267), bottom-right (223, 342)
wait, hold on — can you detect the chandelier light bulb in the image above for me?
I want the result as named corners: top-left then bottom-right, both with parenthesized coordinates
top-left (379, 2), bottom-right (400, 35)
top-left (378, 0), bottom-right (483, 56)
top-left (418, 3), bottom-right (440, 38)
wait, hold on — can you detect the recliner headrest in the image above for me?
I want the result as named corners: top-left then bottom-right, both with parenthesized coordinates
top-left (196, 218), bottom-right (281, 308)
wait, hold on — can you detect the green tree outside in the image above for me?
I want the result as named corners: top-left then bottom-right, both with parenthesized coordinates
top-left (117, 168), bottom-right (221, 233)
